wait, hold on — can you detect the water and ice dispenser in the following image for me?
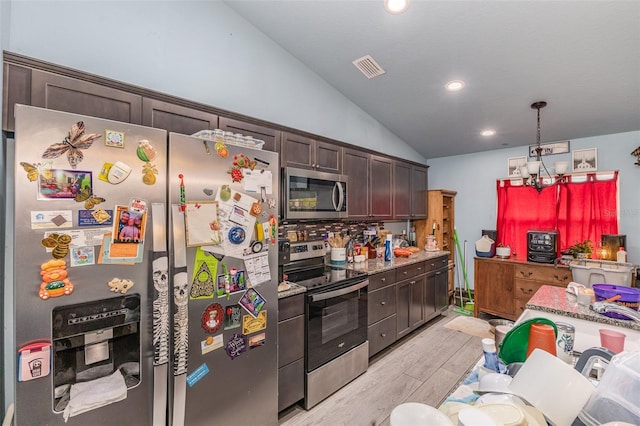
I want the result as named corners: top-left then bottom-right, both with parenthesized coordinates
top-left (51, 295), bottom-right (141, 412)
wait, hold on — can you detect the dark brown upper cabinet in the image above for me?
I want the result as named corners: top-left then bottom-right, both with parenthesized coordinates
top-left (411, 165), bottom-right (428, 218)
top-left (281, 132), bottom-right (342, 174)
top-left (219, 117), bottom-right (280, 152)
top-left (142, 98), bottom-right (218, 135)
top-left (393, 161), bottom-right (412, 219)
top-left (343, 148), bottom-right (370, 220)
top-left (2, 63), bottom-right (32, 132)
top-left (370, 155), bottom-right (393, 220)
top-left (31, 69), bottom-right (142, 125)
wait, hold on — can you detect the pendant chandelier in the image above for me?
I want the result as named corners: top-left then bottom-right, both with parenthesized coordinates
top-left (519, 101), bottom-right (568, 193)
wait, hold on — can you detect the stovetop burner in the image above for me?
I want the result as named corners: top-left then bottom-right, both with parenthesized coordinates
top-left (292, 266), bottom-right (367, 292)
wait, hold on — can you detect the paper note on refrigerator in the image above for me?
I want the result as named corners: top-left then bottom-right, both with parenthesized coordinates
top-left (243, 169), bottom-right (272, 194)
top-left (243, 251), bottom-right (271, 285)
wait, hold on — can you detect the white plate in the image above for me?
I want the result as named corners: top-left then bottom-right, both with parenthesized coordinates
top-left (477, 373), bottom-right (513, 394)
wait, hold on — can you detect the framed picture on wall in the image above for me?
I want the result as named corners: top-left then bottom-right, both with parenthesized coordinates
top-left (528, 140), bottom-right (570, 157)
top-left (507, 156), bottom-right (527, 177)
top-left (572, 148), bottom-right (597, 172)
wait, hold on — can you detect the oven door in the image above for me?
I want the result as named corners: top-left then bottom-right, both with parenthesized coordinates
top-left (305, 279), bottom-right (368, 372)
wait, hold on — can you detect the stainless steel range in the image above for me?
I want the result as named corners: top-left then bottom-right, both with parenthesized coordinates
top-left (281, 240), bottom-right (369, 409)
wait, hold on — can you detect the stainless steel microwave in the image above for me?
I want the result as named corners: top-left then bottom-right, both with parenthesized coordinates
top-left (283, 167), bottom-right (348, 220)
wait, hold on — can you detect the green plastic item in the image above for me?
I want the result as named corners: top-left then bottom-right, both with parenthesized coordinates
top-left (453, 228), bottom-right (474, 308)
top-left (498, 317), bottom-right (558, 364)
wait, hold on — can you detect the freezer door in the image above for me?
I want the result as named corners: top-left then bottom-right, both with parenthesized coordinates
top-left (12, 105), bottom-right (167, 425)
top-left (167, 132), bottom-right (279, 426)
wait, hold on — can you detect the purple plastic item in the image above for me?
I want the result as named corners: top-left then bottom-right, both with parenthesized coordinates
top-left (593, 284), bottom-right (640, 320)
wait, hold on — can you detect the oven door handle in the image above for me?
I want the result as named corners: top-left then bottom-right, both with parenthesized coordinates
top-left (310, 279), bottom-right (369, 302)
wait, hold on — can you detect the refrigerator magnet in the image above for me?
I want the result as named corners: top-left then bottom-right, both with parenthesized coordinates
top-left (242, 310), bottom-right (267, 335)
top-left (104, 130), bottom-right (125, 148)
top-left (201, 334), bottom-right (224, 355)
top-left (248, 332), bottom-right (266, 349)
top-left (238, 288), bottom-right (266, 318)
top-left (224, 305), bottom-right (242, 330)
top-left (201, 303), bottom-right (224, 334)
top-left (190, 261), bottom-right (215, 299)
top-left (19, 161), bottom-right (52, 183)
top-left (41, 121), bottom-right (101, 169)
top-left (186, 363), bottom-right (210, 388)
top-left (107, 277), bottom-right (134, 294)
top-left (225, 333), bottom-right (248, 360)
top-left (107, 161), bottom-right (132, 184)
top-left (39, 259), bottom-right (73, 300)
top-left (216, 268), bottom-right (246, 298)
top-left (18, 342), bottom-right (51, 381)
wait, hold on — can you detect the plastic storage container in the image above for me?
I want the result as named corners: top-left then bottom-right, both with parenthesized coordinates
top-left (578, 351), bottom-right (640, 426)
top-left (191, 130), bottom-right (265, 150)
top-left (569, 259), bottom-right (634, 287)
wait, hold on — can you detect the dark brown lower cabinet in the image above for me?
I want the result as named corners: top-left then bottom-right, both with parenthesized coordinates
top-left (278, 294), bottom-right (305, 411)
top-left (367, 270), bottom-right (397, 357)
top-left (396, 275), bottom-right (425, 339)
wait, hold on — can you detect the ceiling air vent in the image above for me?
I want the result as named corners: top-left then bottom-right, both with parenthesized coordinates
top-left (352, 55), bottom-right (386, 79)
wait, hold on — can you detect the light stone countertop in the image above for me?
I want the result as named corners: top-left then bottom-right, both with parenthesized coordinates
top-left (277, 250), bottom-right (451, 299)
top-left (526, 285), bottom-right (640, 331)
top-left (343, 250), bottom-right (450, 275)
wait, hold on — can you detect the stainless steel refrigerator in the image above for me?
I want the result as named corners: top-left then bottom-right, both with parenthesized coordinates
top-left (9, 105), bottom-right (279, 425)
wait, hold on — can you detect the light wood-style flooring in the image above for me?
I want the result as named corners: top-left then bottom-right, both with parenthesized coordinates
top-left (279, 308), bottom-right (485, 426)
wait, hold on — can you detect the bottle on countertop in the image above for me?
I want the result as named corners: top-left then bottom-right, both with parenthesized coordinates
top-left (617, 247), bottom-right (627, 263)
top-left (384, 234), bottom-right (392, 262)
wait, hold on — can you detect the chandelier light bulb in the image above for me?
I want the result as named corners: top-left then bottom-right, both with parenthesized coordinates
top-left (384, 0), bottom-right (410, 14)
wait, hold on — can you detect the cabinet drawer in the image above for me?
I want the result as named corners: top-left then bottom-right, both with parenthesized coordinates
top-left (514, 264), bottom-right (572, 285)
top-left (368, 270), bottom-right (396, 292)
top-left (368, 315), bottom-right (397, 357)
top-left (515, 298), bottom-right (529, 318)
top-left (368, 285), bottom-right (397, 325)
top-left (425, 256), bottom-right (448, 273)
top-left (278, 315), bottom-right (304, 368)
top-left (396, 262), bottom-right (426, 280)
top-left (278, 358), bottom-right (304, 412)
top-left (279, 294), bottom-right (304, 321)
top-left (514, 279), bottom-right (542, 300)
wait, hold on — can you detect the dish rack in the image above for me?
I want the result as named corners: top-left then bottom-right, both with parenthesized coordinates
top-left (569, 259), bottom-right (635, 287)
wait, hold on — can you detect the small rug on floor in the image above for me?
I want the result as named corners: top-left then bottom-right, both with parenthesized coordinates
top-left (444, 315), bottom-right (493, 339)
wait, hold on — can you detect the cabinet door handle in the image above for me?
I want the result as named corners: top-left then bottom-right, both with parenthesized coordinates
top-left (417, 267), bottom-right (422, 272)
top-left (553, 274), bottom-right (568, 281)
top-left (410, 280), bottom-right (416, 285)
top-left (380, 301), bottom-right (386, 306)
top-left (519, 287), bottom-right (533, 295)
top-left (436, 271), bottom-right (442, 275)
top-left (519, 271), bottom-right (533, 277)
top-left (381, 277), bottom-right (386, 282)
top-left (403, 271), bottom-right (408, 275)
top-left (430, 263), bottom-right (435, 268)
top-left (381, 333), bottom-right (387, 338)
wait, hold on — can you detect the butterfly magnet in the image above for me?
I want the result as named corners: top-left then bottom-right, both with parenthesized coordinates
top-left (19, 162), bottom-right (52, 182)
top-left (74, 188), bottom-right (106, 210)
top-left (42, 121), bottom-right (101, 169)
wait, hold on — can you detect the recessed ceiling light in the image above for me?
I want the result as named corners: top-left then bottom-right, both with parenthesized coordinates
top-left (384, 0), bottom-right (410, 14)
top-left (445, 80), bottom-right (465, 91)
top-left (481, 129), bottom-right (496, 137)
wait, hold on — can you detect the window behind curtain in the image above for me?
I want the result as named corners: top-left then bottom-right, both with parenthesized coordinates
top-left (496, 171), bottom-right (618, 258)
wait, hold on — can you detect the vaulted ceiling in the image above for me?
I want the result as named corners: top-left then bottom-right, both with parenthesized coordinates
top-left (225, 1), bottom-right (640, 159)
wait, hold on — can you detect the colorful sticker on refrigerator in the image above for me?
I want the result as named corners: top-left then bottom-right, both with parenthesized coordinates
top-left (31, 210), bottom-right (73, 229)
top-left (216, 267), bottom-right (246, 298)
top-left (78, 209), bottom-right (113, 226)
top-left (242, 310), bottom-right (267, 335)
top-left (238, 288), bottom-right (266, 318)
top-left (112, 205), bottom-right (146, 244)
top-left (225, 334), bottom-right (247, 360)
top-left (74, 187), bottom-right (106, 210)
top-left (41, 121), bottom-right (101, 169)
top-left (201, 334), bottom-right (224, 355)
top-left (185, 201), bottom-right (222, 247)
top-left (186, 363), bottom-right (209, 388)
top-left (37, 169), bottom-right (92, 200)
top-left (201, 303), bottom-right (224, 334)
top-left (248, 333), bottom-right (266, 349)
top-left (243, 251), bottom-right (271, 286)
top-left (104, 129), bottom-right (125, 148)
top-left (70, 246), bottom-right (95, 267)
top-left (224, 305), bottom-right (242, 330)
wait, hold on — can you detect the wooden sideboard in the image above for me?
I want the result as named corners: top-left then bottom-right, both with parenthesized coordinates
top-left (474, 257), bottom-right (572, 321)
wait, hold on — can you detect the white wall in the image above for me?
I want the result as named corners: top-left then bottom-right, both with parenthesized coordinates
top-left (5, 0), bottom-right (425, 163)
top-left (428, 131), bottom-right (640, 290)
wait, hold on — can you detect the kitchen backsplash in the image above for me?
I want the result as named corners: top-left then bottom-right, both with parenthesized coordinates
top-left (279, 221), bottom-right (390, 242)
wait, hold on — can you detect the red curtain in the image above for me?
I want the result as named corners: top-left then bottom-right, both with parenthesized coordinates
top-left (496, 172), bottom-right (618, 259)
top-left (557, 172), bottom-right (619, 253)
